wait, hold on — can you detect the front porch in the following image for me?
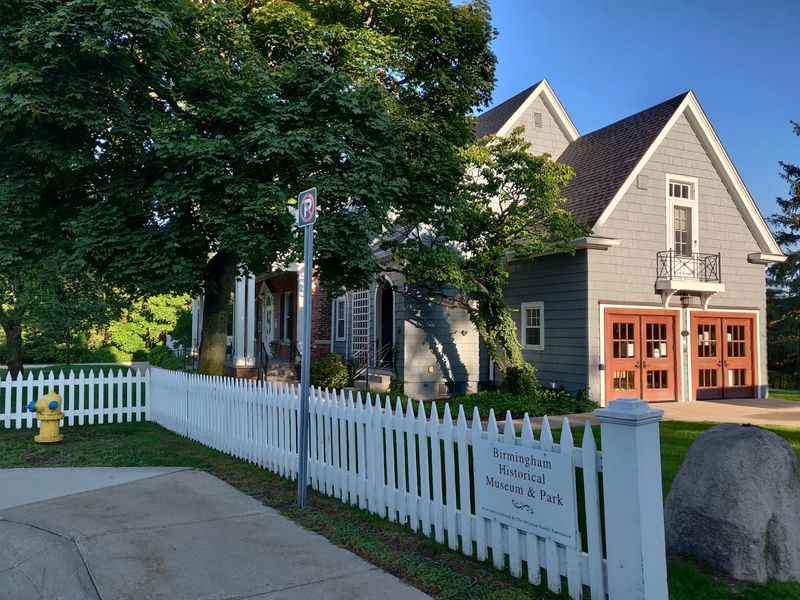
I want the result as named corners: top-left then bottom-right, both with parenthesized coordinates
top-left (190, 267), bottom-right (399, 384)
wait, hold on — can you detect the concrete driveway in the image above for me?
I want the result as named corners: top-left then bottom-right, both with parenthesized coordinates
top-left (0, 468), bottom-right (429, 600)
top-left (658, 397), bottom-right (800, 427)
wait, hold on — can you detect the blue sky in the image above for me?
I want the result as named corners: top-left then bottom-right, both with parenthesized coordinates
top-left (482, 0), bottom-right (799, 219)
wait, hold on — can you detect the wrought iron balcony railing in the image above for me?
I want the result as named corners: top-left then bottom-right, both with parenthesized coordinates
top-left (656, 250), bottom-right (721, 282)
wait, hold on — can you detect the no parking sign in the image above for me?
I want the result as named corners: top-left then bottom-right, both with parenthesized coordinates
top-left (296, 187), bottom-right (317, 227)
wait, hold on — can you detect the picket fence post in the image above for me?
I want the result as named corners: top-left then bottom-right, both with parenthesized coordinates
top-left (595, 398), bottom-right (668, 600)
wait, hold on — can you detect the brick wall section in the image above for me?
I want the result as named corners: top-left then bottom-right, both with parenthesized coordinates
top-left (310, 278), bottom-right (331, 359)
top-left (586, 112), bottom-right (768, 398)
top-left (255, 273), bottom-right (332, 361)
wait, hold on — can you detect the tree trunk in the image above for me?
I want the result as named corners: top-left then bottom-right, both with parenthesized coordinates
top-left (471, 296), bottom-right (526, 372)
top-left (199, 251), bottom-right (237, 375)
top-left (3, 321), bottom-right (23, 378)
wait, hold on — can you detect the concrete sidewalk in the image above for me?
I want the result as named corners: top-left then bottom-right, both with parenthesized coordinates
top-left (0, 468), bottom-right (430, 600)
top-left (497, 397), bottom-right (800, 434)
top-left (658, 396), bottom-right (800, 427)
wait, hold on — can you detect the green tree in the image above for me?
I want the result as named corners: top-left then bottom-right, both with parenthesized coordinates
top-left (24, 264), bottom-right (119, 365)
top-left (127, 0), bottom-right (495, 375)
top-left (0, 0), bottom-right (193, 374)
top-left (770, 121), bottom-right (800, 294)
top-left (107, 295), bottom-right (192, 355)
top-left (1, 0), bottom-right (495, 377)
top-left (768, 121), bottom-right (800, 384)
top-left (393, 129), bottom-right (586, 379)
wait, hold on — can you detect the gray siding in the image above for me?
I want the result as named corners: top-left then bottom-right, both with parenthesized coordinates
top-left (503, 252), bottom-right (589, 393)
top-left (399, 294), bottom-right (480, 400)
top-left (513, 95), bottom-right (571, 158)
top-left (586, 112), bottom-right (768, 399)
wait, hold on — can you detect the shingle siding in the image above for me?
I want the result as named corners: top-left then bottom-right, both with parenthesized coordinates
top-left (399, 296), bottom-right (481, 400)
top-left (514, 95), bottom-right (572, 159)
top-left (503, 252), bottom-right (589, 393)
top-left (586, 112), bottom-right (768, 398)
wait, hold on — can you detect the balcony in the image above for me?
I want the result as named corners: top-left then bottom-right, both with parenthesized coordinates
top-left (655, 250), bottom-right (725, 309)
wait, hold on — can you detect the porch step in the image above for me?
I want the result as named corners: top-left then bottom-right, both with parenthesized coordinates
top-left (353, 372), bottom-right (393, 393)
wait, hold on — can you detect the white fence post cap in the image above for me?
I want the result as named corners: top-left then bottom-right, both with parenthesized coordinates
top-left (594, 398), bottom-right (663, 427)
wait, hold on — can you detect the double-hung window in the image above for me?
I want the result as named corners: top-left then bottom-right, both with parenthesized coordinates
top-left (520, 302), bottom-right (544, 351)
top-left (334, 297), bottom-right (346, 341)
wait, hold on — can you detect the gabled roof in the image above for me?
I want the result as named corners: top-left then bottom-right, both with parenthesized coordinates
top-left (475, 79), bottom-right (579, 141)
top-left (475, 81), bottom-right (541, 137)
top-left (558, 92), bottom-right (689, 227)
top-left (478, 81), bottom-right (783, 256)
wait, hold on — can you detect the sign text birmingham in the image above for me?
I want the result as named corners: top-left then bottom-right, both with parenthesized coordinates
top-left (484, 446), bottom-right (565, 506)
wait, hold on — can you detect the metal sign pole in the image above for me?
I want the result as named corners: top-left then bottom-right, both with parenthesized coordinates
top-left (295, 187), bottom-right (317, 509)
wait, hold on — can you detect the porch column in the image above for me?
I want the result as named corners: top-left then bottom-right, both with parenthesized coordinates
top-left (191, 296), bottom-right (203, 356)
top-left (245, 274), bottom-right (256, 365)
top-left (234, 277), bottom-right (246, 366)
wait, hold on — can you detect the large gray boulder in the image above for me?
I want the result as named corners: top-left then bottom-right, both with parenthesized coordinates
top-left (665, 423), bottom-right (800, 583)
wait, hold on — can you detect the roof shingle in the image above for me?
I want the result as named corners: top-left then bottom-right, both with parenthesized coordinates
top-left (558, 92), bottom-right (689, 227)
top-left (474, 81), bottom-right (542, 137)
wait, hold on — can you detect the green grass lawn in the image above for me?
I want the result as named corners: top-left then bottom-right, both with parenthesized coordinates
top-left (770, 389), bottom-right (800, 402)
top-left (1, 421), bottom-right (799, 599)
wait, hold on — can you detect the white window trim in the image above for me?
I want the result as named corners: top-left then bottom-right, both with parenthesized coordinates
top-left (282, 291), bottom-right (293, 343)
top-left (520, 301), bottom-right (545, 351)
top-left (665, 174), bottom-right (699, 253)
top-left (334, 297), bottom-right (346, 341)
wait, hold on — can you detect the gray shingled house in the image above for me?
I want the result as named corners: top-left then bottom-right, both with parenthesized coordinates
top-left (478, 80), bottom-right (785, 404)
top-left (193, 79), bottom-right (785, 404)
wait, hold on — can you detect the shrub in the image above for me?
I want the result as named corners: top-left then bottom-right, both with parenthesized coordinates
top-left (499, 364), bottom-right (539, 396)
top-left (147, 345), bottom-right (184, 371)
top-left (311, 353), bottom-right (351, 389)
top-left (449, 387), bottom-right (595, 419)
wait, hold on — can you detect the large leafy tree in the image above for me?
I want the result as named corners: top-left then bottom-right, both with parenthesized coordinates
top-left (768, 121), bottom-right (800, 384)
top-left (0, 0), bottom-right (191, 375)
top-left (129, 0), bottom-right (496, 375)
top-left (2, 0), bottom-right (496, 377)
top-left (393, 130), bottom-right (586, 378)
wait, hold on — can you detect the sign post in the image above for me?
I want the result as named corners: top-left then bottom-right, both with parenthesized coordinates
top-left (295, 187), bottom-right (317, 509)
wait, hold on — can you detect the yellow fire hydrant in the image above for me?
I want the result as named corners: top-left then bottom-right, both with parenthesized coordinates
top-left (27, 392), bottom-right (64, 443)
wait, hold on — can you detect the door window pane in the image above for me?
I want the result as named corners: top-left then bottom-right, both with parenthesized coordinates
top-left (646, 323), bottom-right (668, 358)
top-left (728, 368), bottom-right (747, 387)
top-left (697, 324), bottom-right (717, 357)
top-left (612, 322), bottom-right (636, 358)
top-left (726, 325), bottom-right (746, 357)
top-left (613, 370), bottom-right (636, 391)
top-left (646, 370), bottom-right (668, 389)
top-left (698, 369), bottom-right (718, 388)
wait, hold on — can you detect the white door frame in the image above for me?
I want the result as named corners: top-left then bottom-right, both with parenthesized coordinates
top-left (686, 307), bottom-right (763, 400)
top-left (260, 289), bottom-right (275, 357)
top-left (598, 303), bottom-right (682, 407)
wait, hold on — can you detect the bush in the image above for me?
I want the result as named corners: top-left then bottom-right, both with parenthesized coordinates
top-left (449, 387), bottom-right (595, 419)
top-left (147, 345), bottom-right (184, 371)
top-left (499, 364), bottom-right (538, 396)
top-left (311, 353), bottom-right (351, 389)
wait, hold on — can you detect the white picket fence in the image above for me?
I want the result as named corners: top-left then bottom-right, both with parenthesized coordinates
top-left (1, 366), bottom-right (667, 599)
top-left (148, 368), bottom-right (668, 600)
top-left (0, 368), bottom-right (149, 428)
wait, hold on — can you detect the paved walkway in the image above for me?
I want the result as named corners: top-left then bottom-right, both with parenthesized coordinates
top-left (658, 397), bottom-right (800, 427)
top-left (0, 468), bottom-right (430, 600)
top-left (497, 397), bottom-right (800, 434)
